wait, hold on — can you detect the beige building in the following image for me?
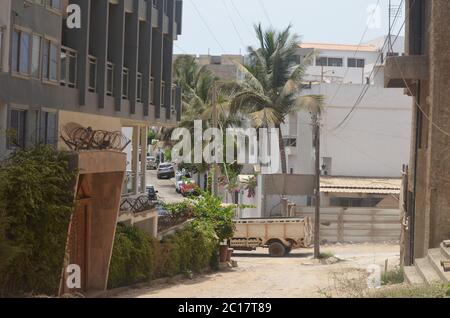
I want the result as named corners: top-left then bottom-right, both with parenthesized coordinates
top-left (385, 0), bottom-right (450, 283)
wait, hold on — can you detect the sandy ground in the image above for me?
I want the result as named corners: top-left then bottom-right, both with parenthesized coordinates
top-left (115, 243), bottom-right (400, 298)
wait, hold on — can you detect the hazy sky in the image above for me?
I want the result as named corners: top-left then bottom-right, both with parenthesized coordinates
top-left (175, 0), bottom-right (405, 55)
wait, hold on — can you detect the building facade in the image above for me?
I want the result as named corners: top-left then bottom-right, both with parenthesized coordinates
top-left (0, 0), bottom-right (183, 195)
top-left (282, 37), bottom-right (412, 179)
top-left (173, 53), bottom-right (244, 82)
top-left (385, 0), bottom-right (450, 264)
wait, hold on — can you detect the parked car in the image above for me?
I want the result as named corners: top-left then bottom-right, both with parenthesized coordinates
top-left (180, 180), bottom-right (200, 197)
top-left (157, 163), bottom-right (175, 179)
top-left (175, 170), bottom-right (192, 193)
top-left (146, 185), bottom-right (158, 201)
top-left (146, 156), bottom-right (158, 170)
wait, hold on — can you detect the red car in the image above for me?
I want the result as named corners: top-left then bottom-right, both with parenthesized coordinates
top-left (180, 180), bottom-right (200, 197)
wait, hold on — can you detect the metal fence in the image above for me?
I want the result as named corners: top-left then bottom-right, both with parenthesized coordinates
top-left (295, 207), bottom-right (401, 243)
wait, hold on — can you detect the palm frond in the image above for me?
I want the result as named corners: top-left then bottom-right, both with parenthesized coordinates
top-left (294, 95), bottom-right (325, 115)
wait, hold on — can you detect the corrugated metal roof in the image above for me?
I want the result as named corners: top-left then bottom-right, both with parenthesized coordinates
top-left (320, 176), bottom-right (401, 195)
top-left (299, 42), bottom-right (378, 52)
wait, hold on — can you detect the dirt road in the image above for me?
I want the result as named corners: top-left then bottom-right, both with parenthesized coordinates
top-left (116, 243), bottom-right (400, 298)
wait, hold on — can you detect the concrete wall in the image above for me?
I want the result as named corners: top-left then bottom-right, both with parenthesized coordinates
top-left (296, 207), bottom-right (401, 243)
top-left (285, 80), bottom-right (412, 178)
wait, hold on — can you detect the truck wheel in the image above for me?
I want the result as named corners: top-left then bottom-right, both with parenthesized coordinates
top-left (285, 246), bottom-right (292, 255)
top-left (269, 242), bottom-right (286, 257)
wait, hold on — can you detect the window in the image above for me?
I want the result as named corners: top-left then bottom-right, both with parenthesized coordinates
top-left (107, 62), bottom-right (114, 96)
top-left (150, 77), bottom-right (155, 104)
top-left (48, 0), bottom-right (61, 10)
top-left (31, 34), bottom-right (41, 78)
top-left (60, 46), bottom-right (77, 87)
top-left (283, 138), bottom-right (297, 147)
top-left (137, 72), bottom-right (143, 102)
top-left (42, 39), bottom-right (58, 81)
top-left (171, 86), bottom-right (176, 106)
top-left (122, 67), bottom-right (129, 99)
top-left (348, 58), bottom-right (365, 68)
top-left (316, 57), bottom-right (343, 67)
top-left (315, 57), bottom-right (327, 67)
top-left (88, 56), bottom-right (97, 92)
top-left (12, 30), bottom-right (31, 75)
top-left (40, 111), bottom-right (57, 147)
top-left (8, 109), bottom-right (27, 149)
top-left (327, 58), bottom-right (343, 67)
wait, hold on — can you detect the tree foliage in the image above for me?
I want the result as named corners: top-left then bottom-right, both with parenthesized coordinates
top-left (0, 146), bottom-right (76, 296)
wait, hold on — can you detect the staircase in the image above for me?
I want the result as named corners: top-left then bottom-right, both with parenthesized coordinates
top-left (404, 242), bottom-right (450, 285)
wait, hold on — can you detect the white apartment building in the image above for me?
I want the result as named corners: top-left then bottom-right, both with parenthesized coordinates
top-left (282, 36), bottom-right (412, 178)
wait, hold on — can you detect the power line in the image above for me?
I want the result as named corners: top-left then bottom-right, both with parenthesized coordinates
top-left (230, 0), bottom-right (255, 40)
top-left (330, 8), bottom-right (406, 132)
top-left (328, 0), bottom-right (406, 132)
top-left (327, 0), bottom-right (382, 106)
top-left (221, 0), bottom-right (247, 49)
top-left (188, 0), bottom-right (227, 53)
top-left (257, 0), bottom-right (273, 26)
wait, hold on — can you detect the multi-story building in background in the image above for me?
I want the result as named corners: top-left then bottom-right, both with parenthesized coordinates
top-left (0, 0), bottom-right (183, 196)
top-left (174, 53), bottom-right (244, 81)
top-left (282, 36), bottom-right (412, 179)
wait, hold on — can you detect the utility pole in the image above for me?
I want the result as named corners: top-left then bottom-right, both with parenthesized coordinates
top-left (211, 85), bottom-right (219, 196)
top-left (313, 114), bottom-right (321, 259)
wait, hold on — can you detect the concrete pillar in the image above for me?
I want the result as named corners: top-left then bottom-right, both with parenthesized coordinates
top-left (131, 126), bottom-right (140, 194)
top-left (426, 0), bottom-right (450, 248)
top-left (108, 0), bottom-right (126, 112)
top-left (151, 18), bottom-right (163, 119)
top-left (125, 0), bottom-right (140, 114)
top-left (89, 0), bottom-right (109, 109)
top-left (140, 126), bottom-right (148, 192)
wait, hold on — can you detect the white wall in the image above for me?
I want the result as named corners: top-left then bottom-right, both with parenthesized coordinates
top-left (288, 81), bottom-right (412, 178)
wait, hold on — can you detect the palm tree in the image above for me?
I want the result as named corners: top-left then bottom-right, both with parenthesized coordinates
top-left (230, 24), bottom-right (323, 173)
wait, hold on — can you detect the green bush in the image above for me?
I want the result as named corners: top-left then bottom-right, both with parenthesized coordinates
top-left (108, 221), bottom-right (219, 289)
top-left (108, 223), bottom-right (157, 289)
top-left (191, 192), bottom-right (235, 242)
top-left (0, 146), bottom-right (76, 296)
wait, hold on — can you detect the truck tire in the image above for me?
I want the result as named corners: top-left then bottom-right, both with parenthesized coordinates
top-left (269, 242), bottom-right (286, 257)
top-left (285, 246), bottom-right (292, 256)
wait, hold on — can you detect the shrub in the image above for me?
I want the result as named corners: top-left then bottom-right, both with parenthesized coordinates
top-left (108, 223), bottom-right (157, 289)
top-left (0, 146), bottom-right (76, 296)
top-left (108, 221), bottom-right (219, 289)
top-left (191, 192), bottom-right (235, 242)
top-left (381, 267), bottom-right (405, 286)
top-left (368, 283), bottom-right (449, 298)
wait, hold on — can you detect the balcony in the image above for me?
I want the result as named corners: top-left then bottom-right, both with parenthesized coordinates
top-left (384, 55), bottom-right (429, 89)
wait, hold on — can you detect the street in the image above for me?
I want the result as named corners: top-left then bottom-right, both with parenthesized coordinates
top-left (146, 170), bottom-right (185, 204)
top-left (115, 243), bottom-right (400, 298)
